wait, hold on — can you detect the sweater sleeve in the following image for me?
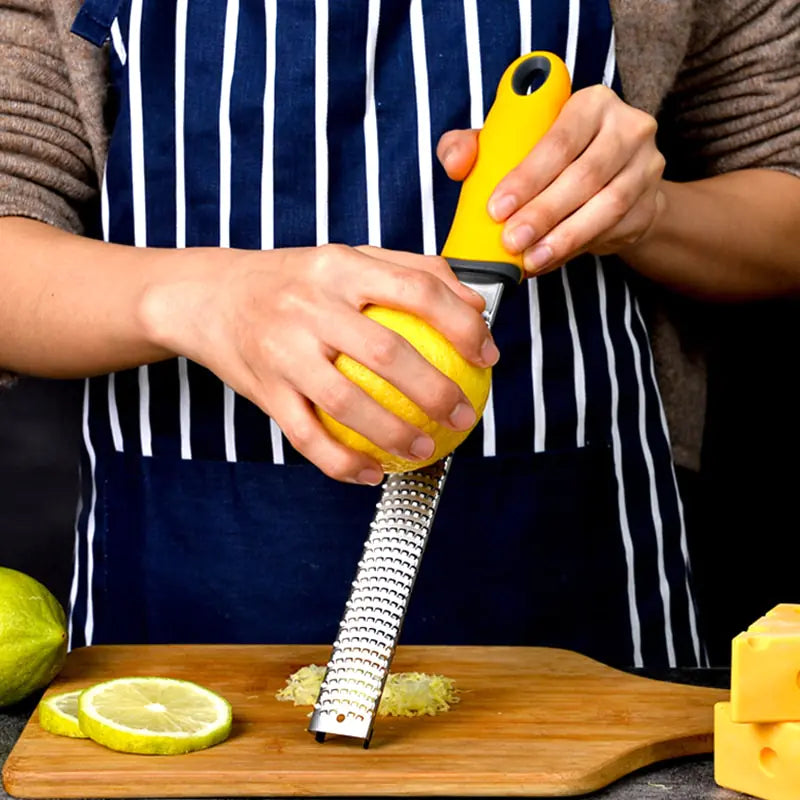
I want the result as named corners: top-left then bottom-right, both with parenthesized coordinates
top-left (0, 0), bottom-right (98, 234)
top-left (659, 0), bottom-right (800, 181)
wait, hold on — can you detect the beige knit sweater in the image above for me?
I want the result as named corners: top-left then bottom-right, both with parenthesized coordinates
top-left (1, 0), bottom-right (799, 470)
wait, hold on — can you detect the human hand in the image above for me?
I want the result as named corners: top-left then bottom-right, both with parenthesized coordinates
top-left (437, 85), bottom-right (666, 275)
top-left (140, 244), bottom-right (497, 485)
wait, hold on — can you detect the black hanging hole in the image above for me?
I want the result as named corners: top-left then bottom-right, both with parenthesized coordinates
top-left (511, 56), bottom-right (551, 96)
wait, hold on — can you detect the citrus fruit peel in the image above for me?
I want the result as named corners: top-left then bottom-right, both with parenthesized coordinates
top-left (0, 567), bottom-right (67, 708)
top-left (316, 305), bottom-right (491, 472)
top-left (276, 664), bottom-right (459, 717)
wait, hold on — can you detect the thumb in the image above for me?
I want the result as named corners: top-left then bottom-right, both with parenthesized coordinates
top-left (436, 129), bottom-right (479, 181)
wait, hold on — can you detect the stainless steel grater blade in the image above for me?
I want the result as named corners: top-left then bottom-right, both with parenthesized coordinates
top-left (307, 456), bottom-right (451, 747)
top-left (308, 270), bottom-right (509, 748)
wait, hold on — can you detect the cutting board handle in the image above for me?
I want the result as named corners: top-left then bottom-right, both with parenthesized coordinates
top-left (441, 51), bottom-right (571, 271)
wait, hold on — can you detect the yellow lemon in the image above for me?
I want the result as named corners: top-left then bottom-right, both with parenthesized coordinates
top-left (316, 305), bottom-right (491, 472)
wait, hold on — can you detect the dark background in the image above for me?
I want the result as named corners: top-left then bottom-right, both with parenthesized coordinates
top-left (0, 378), bottom-right (80, 610)
top-left (1, 300), bottom-right (798, 665)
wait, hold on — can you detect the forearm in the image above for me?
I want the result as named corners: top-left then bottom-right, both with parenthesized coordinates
top-left (620, 170), bottom-right (800, 301)
top-left (0, 217), bottom-right (189, 377)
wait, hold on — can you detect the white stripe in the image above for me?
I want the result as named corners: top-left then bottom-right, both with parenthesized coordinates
top-left (128, 0), bottom-right (151, 457)
top-left (219, 0), bottom-right (240, 461)
top-left (635, 303), bottom-right (705, 667)
top-left (261, 0), bottom-right (277, 251)
top-left (175, 0), bottom-right (191, 457)
top-left (623, 285), bottom-right (675, 667)
top-left (138, 365), bottom-right (152, 456)
top-left (315, 0), bottom-right (329, 246)
top-left (80, 379), bottom-right (96, 646)
top-left (101, 168), bottom-right (125, 453)
top-left (224, 385), bottom-right (237, 462)
top-left (100, 161), bottom-right (110, 242)
top-left (409, 0), bottom-right (436, 255)
top-left (364, 0), bottom-right (381, 246)
top-left (175, 0), bottom-right (192, 459)
top-left (110, 18), bottom-right (127, 65)
top-left (178, 357), bottom-right (192, 459)
top-left (262, 1), bottom-right (282, 465)
top-left (270, 418), bottom-right (285, 465)
top-left (561, 267), bottom-right (586, 447)
top-left (175, 0), bottom-right (188, 250)
top-left (596, 257), bottom-right (642, 666)
top-left (107, 374), bottom-right (123, 452)
top-left (481, 384), bottom-right (496, 458)
top-left (461, 2), bottom-right (495, 457)
top-left (602, 29), bottom-right (616, 88)
top-left (565, 0), bottom-right (580, 80)
top-left (463, 0), bottom-right (483, 128)
top-left (528, 279), bottom-right (546, 452)
top-left (518, 0), bottom-right (531, 55)
top-left (67, 479), bottom-right (83, 650)
top-left (128, 0), bottom-right (146, 248)
top-left (219, 0), bottom-right (239, 250)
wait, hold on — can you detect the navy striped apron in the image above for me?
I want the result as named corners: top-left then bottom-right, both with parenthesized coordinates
top-left (69, 0), bottom-right (705, 668)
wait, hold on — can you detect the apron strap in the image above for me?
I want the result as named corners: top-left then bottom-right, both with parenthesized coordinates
top-left (71, 0), bottom-right (125, 47)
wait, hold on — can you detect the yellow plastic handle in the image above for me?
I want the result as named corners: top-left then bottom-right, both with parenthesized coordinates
top-left (441, 52), bottom-right (572, 271)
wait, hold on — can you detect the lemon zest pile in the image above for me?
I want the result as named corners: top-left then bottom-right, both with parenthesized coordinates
top-left (275, 664), bottom-right (459, 717)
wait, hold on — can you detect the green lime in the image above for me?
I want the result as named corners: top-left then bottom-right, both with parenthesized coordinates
top-left (0, 567), bottom-right (67, 707)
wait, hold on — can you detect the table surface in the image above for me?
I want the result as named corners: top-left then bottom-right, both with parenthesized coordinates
top-left (1, 668), bottom-right (746, 800)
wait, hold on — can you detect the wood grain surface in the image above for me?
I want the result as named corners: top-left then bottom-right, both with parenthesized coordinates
top-left (2, 644), bottom-right (728, 798)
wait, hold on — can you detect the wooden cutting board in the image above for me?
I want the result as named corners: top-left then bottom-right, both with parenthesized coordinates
top-left (2, 644), bottom-right (727, 798)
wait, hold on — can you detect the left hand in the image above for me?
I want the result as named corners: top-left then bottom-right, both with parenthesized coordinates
top-left (437, 85), bottom-right (667, 276)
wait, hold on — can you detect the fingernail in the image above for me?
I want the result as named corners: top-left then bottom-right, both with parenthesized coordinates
top-left (481, 337), bottom-right (500, 366)
top-left (505, 223), bottom-right (536, 253)
top-left (442, 145), bottom-right (458, 169)
top-left (524, 244), bottom-right (553, 273)
top-left (488, 194), bottom-right (517, 222)
top-left (409, 436), bottom-right (435, 460)
top-left (449, 402), bottom-right (476, 431)
top-left (357, 468), bottom-right (384, 486)
top-left (464, 284), bottom-right (485, 303)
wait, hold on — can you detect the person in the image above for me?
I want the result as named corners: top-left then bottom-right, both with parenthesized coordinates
top-left (0, 0), bottom-right (798, 669)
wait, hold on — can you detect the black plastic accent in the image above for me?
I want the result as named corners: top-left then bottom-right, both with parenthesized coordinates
top-left (446, 258), bottom-right (523, 293)
top-left (511, 55), bottom-right (552, 96)
top-left (315, 731), bottom-right (326, 743)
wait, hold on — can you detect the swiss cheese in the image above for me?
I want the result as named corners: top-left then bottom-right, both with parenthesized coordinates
top-left (715, 702), bottom-right (800, 800)
top-left (731, 603), bottom-right (800, 723)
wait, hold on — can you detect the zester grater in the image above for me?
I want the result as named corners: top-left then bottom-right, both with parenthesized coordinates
top-left (308, 51), bottom-right (572, 747)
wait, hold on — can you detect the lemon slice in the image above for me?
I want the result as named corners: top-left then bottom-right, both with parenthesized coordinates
top-left (38, 689), bottom-right (88, 738)
top-left (77, 677), bottom-right (232, 755)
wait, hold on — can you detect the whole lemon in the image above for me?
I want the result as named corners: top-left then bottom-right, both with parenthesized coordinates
top-left (0, 567), bottom-right (67, 707)
top-left (316, 305), bottom-right (491, 472)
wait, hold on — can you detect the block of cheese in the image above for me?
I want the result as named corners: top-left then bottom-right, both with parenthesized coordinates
top-left (731, 603), bottom-right (800, 722)
top-left (715, 701), bottom-right (800, 800)
top-left (748, 604), bottom-right (800, 632)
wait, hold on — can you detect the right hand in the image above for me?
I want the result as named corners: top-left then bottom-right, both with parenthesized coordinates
top-left (140, 243), bottom-right (498, 485)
